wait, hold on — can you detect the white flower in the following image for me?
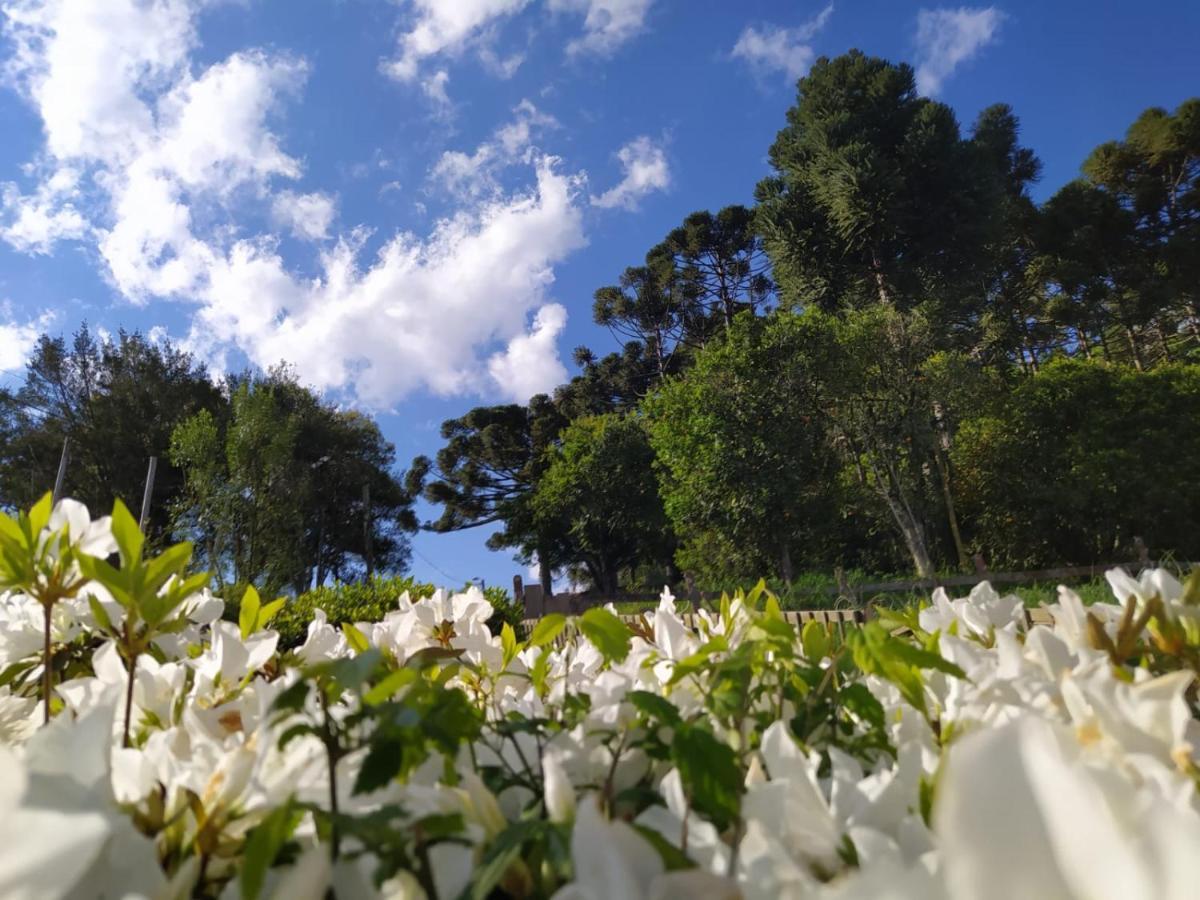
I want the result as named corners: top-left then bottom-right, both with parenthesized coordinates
top-left (46, 497), bottom-right (118, 560)
top-left (937, 714), bottom-right (1200, 900)
top-left (552, 795), bottom-right (739, 900)
top-left (543, 750), bottom-right (576, 825)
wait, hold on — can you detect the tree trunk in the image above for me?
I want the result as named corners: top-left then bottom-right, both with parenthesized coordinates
top-left (537, 549), bottom-right (553, 598)
top-left (1124, 324), bottom-right (1145, 371)
top-left (869, 451), bottom-right (935, 578)
top-left (1155, 321), bottom-right (1173, 363)
top-left (779, 543), bottom-right (794, 588)
top-left (1077, 328), bottom-right (1091, 359)
top-left (931, 402), bottom-right (969, 571)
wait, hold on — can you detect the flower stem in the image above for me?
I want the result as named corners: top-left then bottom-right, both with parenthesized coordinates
top-left (122, 651), bottom-right (137, 748)
top-left (41, 602), bottom-right (52, 724)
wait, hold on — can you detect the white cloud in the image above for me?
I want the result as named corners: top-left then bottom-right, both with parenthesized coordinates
top-left (184, 158), bottom-right (587, 407)
top-left (914, 6), bottom-right (1005, 95)
top-left (430, 99), bottom-right (558, 198)
top-left (547, 0), bottom-right (656, 57)
top-left (1, 0), bottom-right (590, 409)
top-left (1, 166), bottom-right (88, 253)
top-left (420, 69), bottom-right (452, 112)
top-left (383, 0), bottom-right (532, 84)
top-left (590, 135), bottom-right (669, 210)
top-left (0, 306), bottom-right (56, 374)
top-left (487, 302), bottom-right (569, 401)
top-left (272, 190), bottom-right (337, 241)
top-left (731, 4), bottom-right (834, 83)
top-left (384, 0), bottom-right (655, 100)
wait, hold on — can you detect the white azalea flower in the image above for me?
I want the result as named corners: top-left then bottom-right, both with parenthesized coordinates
top-left (552, 795), bottom-right (739, 900)
top-left (937, 714), bottom-right (1200, 900)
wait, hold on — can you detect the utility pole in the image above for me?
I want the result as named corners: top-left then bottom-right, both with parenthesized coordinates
top-left (51, 438), bottom-right (69, 504)
top-left (139, 456), bottom-right (158, 532)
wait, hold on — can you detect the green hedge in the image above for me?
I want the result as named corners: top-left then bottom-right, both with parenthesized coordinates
top-left (273, 575), bottom-right (522, 648)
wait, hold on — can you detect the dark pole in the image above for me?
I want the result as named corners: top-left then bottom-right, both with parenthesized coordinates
top-left (362, 484), bottom-right (374, 580)
top-left (52, 438), bottom-right (69, 504)
top-left (139, 456), bottom-right (158, 532)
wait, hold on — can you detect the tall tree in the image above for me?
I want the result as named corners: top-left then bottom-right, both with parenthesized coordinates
top-left (171, 370), bottom-right (415, 594)
top-left (754, 50), bottom-right (1002, 324)
top-left (651, 205), bottom-right (774, 332)
top-left (0, 327), bottom-right (223, 538)
top-left (645, 313), bottom-right (846, 585)
top-left (408, 396), bottom-right (566, 595)
top-left (1080, 99), bottom-right (1200, 357)
top-left (530, 413), bottom-right (672, 594)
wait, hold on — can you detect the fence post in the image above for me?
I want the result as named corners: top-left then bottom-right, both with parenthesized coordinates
top-left (1133, 536), bottom-right (1151, 570)
top-left (138, 456), bottom-right (158, 532)
top-left (51, 437), bottom-right (70, 504)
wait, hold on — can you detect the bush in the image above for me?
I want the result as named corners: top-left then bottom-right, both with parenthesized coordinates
top-left (274, 575), bottom-right (521, 647)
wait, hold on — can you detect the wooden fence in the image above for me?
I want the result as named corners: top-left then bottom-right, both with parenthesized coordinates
top-left (514, 560), bottom-right (1167, 618)
top-left (516, 605), bottom-right (1057, 641)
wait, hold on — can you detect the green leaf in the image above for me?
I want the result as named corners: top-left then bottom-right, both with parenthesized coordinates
top-left (801, 620), bottom-right (830, 661)
top-left (363, 668), bottom-right (418, 706)
top-left (342, 622), bottom-right (370, 654)
top-left (500, 622), bottom-right (518, 669)
top-left (259, 597), bottom-right (286, 628)
top-left (628, 689), bottom-right (681, 725)
top-left (240, 798), bottom-right (302, 900)
top-left (530, 647), bottom-right (551, 696)
top-left (528, 613), bottom-right (567, 648)
top-left (109, 499), bottom-right (144, 566)
top-left (578, 607), bottom-right (631, 663)
top-left (87, 595), bottom-right (115, 636)
top-left (633, 824), bottom-right (696, 871)
top-left (672, 724), bottom-right (743, 831)
top-left (240, 585), bottom-right (262, 640)
top-left (28, 492), bottom-right (53, 536)
top-left (470, 820), bottom-right (544, 900)
top-left (142, 542), bottom-right (193, 593)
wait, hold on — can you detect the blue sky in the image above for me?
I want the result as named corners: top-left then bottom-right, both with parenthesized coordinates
top-left (0, 0), bottom-right (1197, 592)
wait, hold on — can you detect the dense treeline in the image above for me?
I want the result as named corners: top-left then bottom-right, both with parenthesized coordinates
top-left (412, 50), bottom-right (1200, 592)
top-left (0, 331), bottom-right (418, 596)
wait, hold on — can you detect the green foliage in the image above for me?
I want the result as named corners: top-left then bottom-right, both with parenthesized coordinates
top-left (531, 413), bottom-right (673, 593)
top-left (953, 357), bottom-right (1200, 567)
top-left (274, 575), bottom-right (437, 647)
top-left (272, 575), bottom-right (520, 647)
top-left (0, 327), bottom-right (223, 540)
top-left (171, 369), bottom-right (417, 596)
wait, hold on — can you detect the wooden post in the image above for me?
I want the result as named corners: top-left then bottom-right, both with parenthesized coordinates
top-left (52, 437), bottom-right (69, 504)
top-left (835, 566), bottom-right (853, 604)
top-left (1133, 536), bottom-right (1151, 570)
top-left (362, 484), bottom-right (374, 580)
top-left (138, 456), bottom-right (158, 532)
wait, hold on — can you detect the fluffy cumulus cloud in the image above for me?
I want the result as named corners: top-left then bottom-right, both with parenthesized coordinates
top-left (487, 302), bottom-right (569, 401)
top-left (547, 0), bottom-right (655, 57)
top-left (590, 136), bottom-right (670, 210)
top-left (731, 4), bottom-right (834, 83)
top-left (383, 0), bottom-right (533, 83)
top-left (0, 0), bottom-right (589, 408)
top-left (271, 190), bottom-right (336, 241)
top-left (0, 305), bottom-right (55, 373)
top-left (430, 99), bottom-right (559, 199)
top-left (186, 159), bottom-right (586, 406)
top-left (384, 0), bottom-right (656, 104)
top-left (914, 6), bottom-right (1005, 95)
